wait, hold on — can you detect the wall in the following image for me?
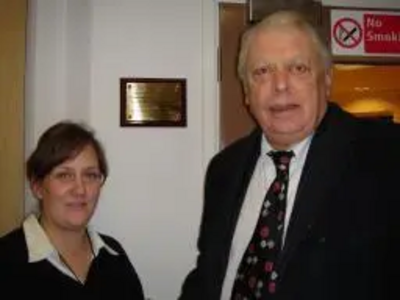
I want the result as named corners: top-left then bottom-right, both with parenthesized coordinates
top-left (89, 1), bottom-right (205, 299)
top-left (24, 0), bottom-right (400, 299)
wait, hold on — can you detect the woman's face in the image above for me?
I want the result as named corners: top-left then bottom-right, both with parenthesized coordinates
top-left (32, 145), bottom-right (104, 232)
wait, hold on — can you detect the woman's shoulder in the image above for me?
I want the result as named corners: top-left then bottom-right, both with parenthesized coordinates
top-left (98, 233), bottom-right (127, 255)
top-left (0, 227), bottom-right (27, 262)
top-left (0, 227), bottom-right (25, 247)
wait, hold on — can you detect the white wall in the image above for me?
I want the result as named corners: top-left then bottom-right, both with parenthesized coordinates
top-left (25, 0), bottom-right (400, 299)
top-left (25, 0), bottom-right (93, 212)
top-left (89, 1), bottom-right (205, 299)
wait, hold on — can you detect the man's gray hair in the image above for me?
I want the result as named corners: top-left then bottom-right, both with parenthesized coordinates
top-left (237, 10), bottom-right (331, 89)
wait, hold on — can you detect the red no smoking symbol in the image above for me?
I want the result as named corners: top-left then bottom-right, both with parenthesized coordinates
top-left (333, 17), bottom-right (363, 48)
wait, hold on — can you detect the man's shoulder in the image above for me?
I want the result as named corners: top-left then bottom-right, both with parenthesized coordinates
top-left (212, 128), bottom-right (261, 163)
top-left (350, 119), bottom-right (400, 172)
top-left (355, 118), bottom-right (400, 145)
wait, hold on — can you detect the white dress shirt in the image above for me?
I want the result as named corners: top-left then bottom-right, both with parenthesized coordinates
top-left (220, 135), bottom-right (312, 300)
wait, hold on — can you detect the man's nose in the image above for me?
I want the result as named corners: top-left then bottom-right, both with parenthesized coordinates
top-left (273, 69), bottom-right (289, 92)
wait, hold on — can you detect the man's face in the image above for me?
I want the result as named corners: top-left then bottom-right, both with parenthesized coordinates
top-left (244, 26), bottom-right (330, 149)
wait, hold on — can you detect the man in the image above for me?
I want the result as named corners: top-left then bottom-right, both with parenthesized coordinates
top-left (179, 10), bottom-right (400, 300)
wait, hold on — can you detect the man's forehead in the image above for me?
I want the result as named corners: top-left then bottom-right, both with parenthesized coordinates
top-left (253, 25), bottom-right (312, 46)
top-left (248, 29), bottom-right (319, 61)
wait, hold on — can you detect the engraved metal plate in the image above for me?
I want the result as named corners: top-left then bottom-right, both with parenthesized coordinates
top-left (120, 78), bottom-right (186, 127)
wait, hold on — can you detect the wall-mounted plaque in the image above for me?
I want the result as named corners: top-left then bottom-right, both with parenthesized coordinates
top-left (120, 78), bottom-right (187, 127)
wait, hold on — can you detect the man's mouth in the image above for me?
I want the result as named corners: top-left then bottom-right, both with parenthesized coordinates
top-left (270, 104), bottom-right (298, 113)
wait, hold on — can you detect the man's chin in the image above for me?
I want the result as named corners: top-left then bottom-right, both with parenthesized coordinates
top-left (265, 127), bottom-right (310, 148)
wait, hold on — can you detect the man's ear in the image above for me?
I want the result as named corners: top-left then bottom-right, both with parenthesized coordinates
top-left (244, 95), bottom-right (250, 106)
top-left (242, 83), bottom-right (250, 106)
top-left (325, 70), bottom-right (332, 98)
top-left (326, 70), bottom-right (332, 86)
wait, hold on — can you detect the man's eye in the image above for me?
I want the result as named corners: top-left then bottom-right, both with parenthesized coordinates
top-left (252, 65), bottom-right (274, 78)
top-left (289, 63), bottom-right (310, 75)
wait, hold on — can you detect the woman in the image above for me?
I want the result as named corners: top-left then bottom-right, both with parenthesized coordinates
top-left (0, 121), bottom-right (145, 299)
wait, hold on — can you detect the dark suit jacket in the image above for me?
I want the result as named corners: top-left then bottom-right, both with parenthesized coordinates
top-left (179, 103), bottom-right (400, 300)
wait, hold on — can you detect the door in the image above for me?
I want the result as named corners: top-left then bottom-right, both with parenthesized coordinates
top-left (0, 0), bottom-right (27, 235)
top-left (219, 3), bottom-right (254, 148)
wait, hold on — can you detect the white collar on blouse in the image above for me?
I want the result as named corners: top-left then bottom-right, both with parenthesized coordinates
top-left (23, 214), bottom-right (118, 263)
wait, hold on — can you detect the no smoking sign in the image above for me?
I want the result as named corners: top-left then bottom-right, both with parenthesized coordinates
top-left (330, 8), bottom-right (400, 59)
top-left (330, 9), bottom-right (366, 56)
top-left (333, 17), bottom-right (363, 49)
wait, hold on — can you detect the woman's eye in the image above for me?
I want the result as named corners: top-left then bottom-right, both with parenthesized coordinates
top-left (85, 172), bottom-right (101, 179)
top-left (83, 171), bottom-right (103, 183)
top-left (54, 172), bottom-right (74, 180)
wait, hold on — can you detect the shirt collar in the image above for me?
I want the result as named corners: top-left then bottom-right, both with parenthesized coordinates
top-left (261, 133), bottom-right (312, 160)
top-left (23, 214), bottom-right (118, 263)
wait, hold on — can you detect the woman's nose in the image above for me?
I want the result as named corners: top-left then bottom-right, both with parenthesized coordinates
top-left (71, 176), bottom-right (86, 194)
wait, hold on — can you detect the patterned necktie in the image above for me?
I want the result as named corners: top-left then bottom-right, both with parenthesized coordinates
top-left (230, 150), bottom-right (294, 300)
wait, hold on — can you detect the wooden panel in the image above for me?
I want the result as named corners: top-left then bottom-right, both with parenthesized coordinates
top-left (0, 0), bottom-right (26, 235)
top-left (219, 3), bottom-right (255, 148)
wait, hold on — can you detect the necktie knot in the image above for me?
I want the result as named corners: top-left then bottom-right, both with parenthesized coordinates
top-left (268, 150), bottom-right (294, 174)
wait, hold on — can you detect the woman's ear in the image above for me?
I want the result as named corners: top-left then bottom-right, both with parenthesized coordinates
top-left (30, 180), bottom-right (43, 200)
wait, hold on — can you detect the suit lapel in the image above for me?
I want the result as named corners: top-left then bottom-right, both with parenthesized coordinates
top-left (213, 128), bottom-right (262, 293)
top-left (224, 129), bottom-right (262, 247)
top-left (276, 104), bottom-right (359, 276)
